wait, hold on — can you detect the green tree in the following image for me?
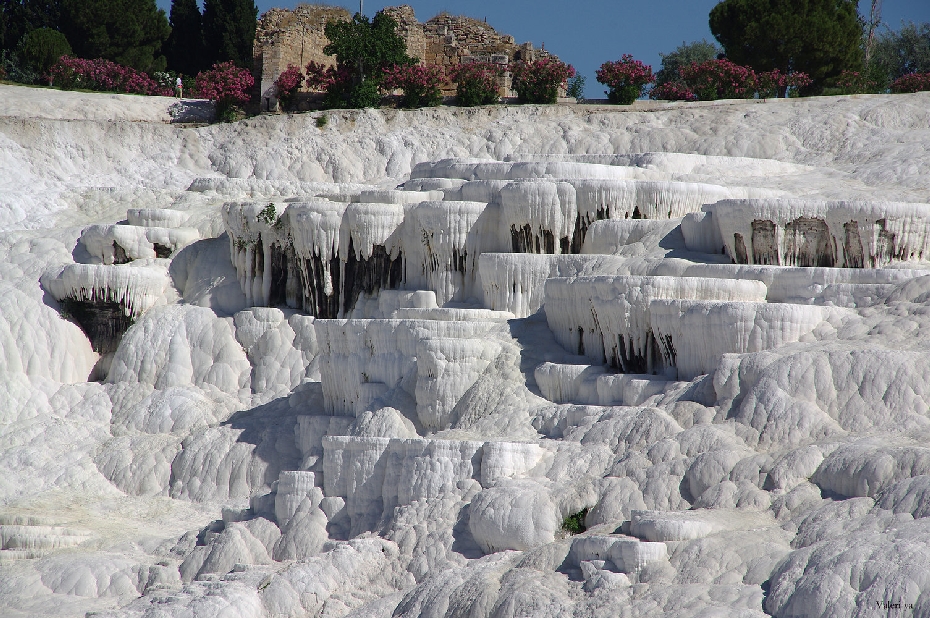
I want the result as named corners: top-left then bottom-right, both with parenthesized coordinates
top-left (655, 39), bottom-right (721, 86)
top-left (19, 26), bottom-right (69, 74)
top-left (202, 0), bottom-right (257, 69)
top-left (59, 0), bottom-right (170, 72)
top-left (165, 0), bottom-right (205, 76)
top-left (323, 11), bottom-right (413, 108)
top-left (869, 22), bottom-right (930, 86)
top-left (1, 0), bottom-right (63, 53)
top-left (709, 0), bottom-right (863, 94)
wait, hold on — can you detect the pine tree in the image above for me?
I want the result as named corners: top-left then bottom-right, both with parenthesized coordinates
top-left (202, 0), bottom-right (257, 69)
top-left (709, 0), bottom-right (863, 94)
top-left (1, 0), bottom-right (63, 53)
top-left (59, 0), bottom-right (170, 72)
top-left (165, 0), bottom-right (205, 76)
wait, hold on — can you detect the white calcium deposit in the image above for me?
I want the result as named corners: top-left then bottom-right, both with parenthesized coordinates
top-left (3, 83), bottom-right (930, 618)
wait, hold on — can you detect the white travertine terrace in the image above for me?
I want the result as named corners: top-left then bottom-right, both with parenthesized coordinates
top-left (41, 262), bottom-right (172, 318)
top-left (126, 208), bottom-right (190, 228)
top-left (703, 198), bottom-right (930, 267)
top-left (79, 224), bottom-right (200, 264)
top-left (401, 200), bottom-right (498, 305)
top-left (650, 300), bottom-right (844, 380)
top-left (6, 85), bottom-right (930, 618)
top-left (544, 275), bottom-right (768, 373)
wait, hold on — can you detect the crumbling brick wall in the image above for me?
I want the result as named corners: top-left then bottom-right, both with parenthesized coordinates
top-left (253, 4), bottom-right (351, 103)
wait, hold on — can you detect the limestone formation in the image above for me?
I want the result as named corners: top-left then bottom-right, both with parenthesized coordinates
top-left (3, 83), bottom-right (930, 618)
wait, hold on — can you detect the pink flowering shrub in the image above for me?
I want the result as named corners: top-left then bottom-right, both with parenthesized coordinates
top-left (510, 57), bottom-right (575, 104)
top-left (48, 56), bottom-right (172, 96)
top-left (305, 61), bottom-right (339, 92)
top-left (274, 64), bottom-right (304, 111)
top-left (835, 70), bottom-right (879, 95)
top-left (449, 61), bottom-right (502, 106)
top-left (649, 81), bottom-right (698, 101)
top-left (596, 55), bottom-right (654, 104)
top-left (382, 63), bottom-right (444, 108)
top-left (195, 61), bottom-right (254, 121)
top-left (679, 59), bottom-right (756, 101)
top-left (305, 61), bottom-right (359, 108)
top-left (891, 72), bottom-right (930, 94)
top-left (754, 69), bottom-right (813, 98)
top-left (650, 60), bottom-right (810, 101)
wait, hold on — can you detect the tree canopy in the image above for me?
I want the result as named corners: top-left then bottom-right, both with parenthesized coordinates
top-left (324, 11), bottom-right (412, 82)
top-left (655, 39), bottom-right (721, 86)
top-left (869, 22), bottom-right (930, 85)
top-left (165, 0), bottom-right (205, 76)
top-left (19, 26), bottom-right (70, 74)
top-left (322, 11), bottom-right (413, 108)
top-left (709, 0), bottom-right (863, 93)
top-left (1, 0), bottom-right (63, 53)
top-left (56, 0), bottom-right (170, 72)
top-left (202, 0), bottom-right (257, 69)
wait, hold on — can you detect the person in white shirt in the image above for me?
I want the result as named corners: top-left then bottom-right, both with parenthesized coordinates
top-left (176, 76), bottom-right (183, 99)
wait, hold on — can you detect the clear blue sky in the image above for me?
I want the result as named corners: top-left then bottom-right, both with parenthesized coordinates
top-left (157, 1), bottom-right (930, 97)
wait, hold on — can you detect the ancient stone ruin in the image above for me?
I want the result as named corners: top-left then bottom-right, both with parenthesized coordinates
top-left (253, 3), bottom-right (562, 106)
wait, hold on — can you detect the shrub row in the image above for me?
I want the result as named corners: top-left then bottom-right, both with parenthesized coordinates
top-left (25, 52), bottom-right (929, 122)
top-left (274, 57), bottom-right (576, 110)
top-left (45, 57), bottom-right (254, 121)
top-left (592, 57), bottom-right (815, 104)
top-left (48, 56), bottom-right (173, 96)
top-left (891, 72), bottom-right (930, 94)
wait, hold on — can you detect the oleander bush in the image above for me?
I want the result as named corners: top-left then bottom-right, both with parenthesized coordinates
top-left (596, 55), bottom-right (653, 104)
top-left (678, 58), bottom-right (756, 101)
top-left (274, 64), bottom-right (304, 111)
top-left (510, 57), bottom-right (575, 104)
top-left (195, 61), bottom-right (254, 121)
top-left (382, 63), bottom-right (444, 108)
top-left (449, 61), bottom-right (502, 106)
top-left (649, 58), bottom-right (810, 101)
top-left (304, 60), bottom-right (338, 92)
top-left (890, 72), bottom-right (930, 93)
top-left (48, 56), bottom-right (171, 95)
top-left (754, 68), bottom-right (813, 98)
top-left (834, 69), bottom-right (881, 95)
top-left (649, 81), bottom-right (698, 101)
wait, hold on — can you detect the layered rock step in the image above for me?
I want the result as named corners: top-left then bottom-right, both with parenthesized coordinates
top-left (314, 318), bottom-right (506, 428)
top-left (42, 261), bottom-right (172, 354)
top-left (544, 275), bottom-right (767, 375)
top-left (685, 198), bottom-right (930, 268)
top-left (79, 224), bottom-right (199, 264)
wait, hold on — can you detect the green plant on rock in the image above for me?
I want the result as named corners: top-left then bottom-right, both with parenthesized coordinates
top-left (566, 74), bottom-right (586, 101)
top-left (562, 507), bottom-right (589, 535)
top-left (257, 203), bottom-right (276, 225)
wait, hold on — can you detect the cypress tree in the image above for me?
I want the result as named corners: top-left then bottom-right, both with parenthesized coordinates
top-left (165, 0), bottom-right (205, 76)
top-left (709, 0), bottom-right (863, 94)
top-left (59, 0), bottom-right (170, 72)
top-left (202, 0), bottom-right (257, 69)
